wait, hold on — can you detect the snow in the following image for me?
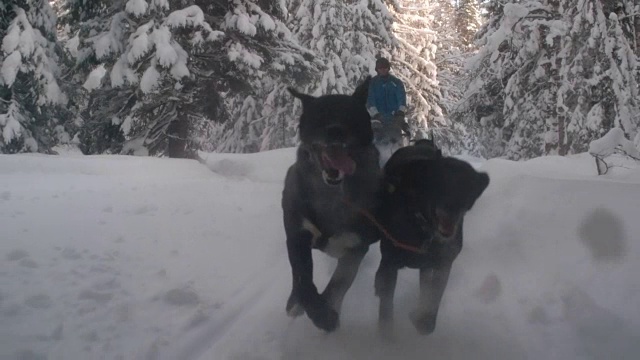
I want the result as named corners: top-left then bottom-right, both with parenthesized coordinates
top-left (0, 149), bottom-right (639, 359)
top-left (233, 13), bottom-right (258, 36)
top-left (41, 62), bottom-right (67, 106)
top-left (151, 0), bottom-right (170, 11)
top-left (93, 34), bottom-right (114, 60)
top-left (2, 8), bottom-right (36, 57)
top-left (0, 103), bottom-right (24, 144)
top-left (2, 21), bottom-right (21, 54)
top-left (259, 13), bottom-right (277, 31)
top-left (110, 57), bottom-right (126, 87)
top-left (1, 7), bottom-right (49, 88)
top-left (127, 21), bottom-right (154, 64)
top-left (65, 33), bottom-right (80, 58)
top-left (227, 42), bottom-right (263, 68)
top-left (126, 0), bottom-right (149, 17)
top-left (589, 127), bottom-right (640, 158)
top-left (167, 6), bottom-right (206, 28)
top-left (0, 51), bottom-right (22, 87)
top-left (111, 56), bottom-right (139, 87)
top-left (170, 53), bottom-right (190, 80)
top-left (121, 115), bottom-right (134, 136)
top-left (151, 26), bottom-right (178, 67)
top-left (122, 137), bottom-right (149, 156)
top-left (23, 137), bottom-right (38, 152)
top-left (140, 64), bottom-right (160, 93)
top-left (207, 30), bottom-right (225, 42)
top-left (82, 65), bottom-right (107, 91)
top-left (467, 3), bottom-right (530, 71)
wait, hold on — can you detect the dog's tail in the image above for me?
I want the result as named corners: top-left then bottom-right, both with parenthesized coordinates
top-left (287, 87), bottom-right (316, 105)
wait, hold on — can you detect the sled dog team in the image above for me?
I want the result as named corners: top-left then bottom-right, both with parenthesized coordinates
top-left (282, 76), bottom-right (490, 334)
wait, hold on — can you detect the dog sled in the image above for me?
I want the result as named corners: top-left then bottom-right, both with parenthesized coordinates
top-left (372, 111), bottom-right (434, 166)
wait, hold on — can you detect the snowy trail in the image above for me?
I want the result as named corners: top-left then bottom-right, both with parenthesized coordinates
top-left (189, 154), bottom-right (640, 360)
top-left (164, 261), bottom-right (289, 360)
top-left (1, 152), bottom-right (639, 359)
top-left (190, 242), bottom-right (529, 360)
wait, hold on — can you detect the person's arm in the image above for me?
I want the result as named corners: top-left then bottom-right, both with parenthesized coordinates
top-left (367, 78), bottom-right (380, 117)
top-left (395, 78), bottom-right (407, 113)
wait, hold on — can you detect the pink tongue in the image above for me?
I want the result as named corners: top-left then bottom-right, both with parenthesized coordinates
top-left (322, 151), bottom-right (356, 175)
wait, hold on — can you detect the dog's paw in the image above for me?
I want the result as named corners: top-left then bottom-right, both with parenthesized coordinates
top-left (306, 297), bottom-right (339, 332)
top-left (286, 293), bottom-right (305, 317)
top-left (409, 310), bottom-right (437, 335)
top-left (286, 303), bottom-right (305, 317)
top-left (309, 306), bottom-right (339, 332)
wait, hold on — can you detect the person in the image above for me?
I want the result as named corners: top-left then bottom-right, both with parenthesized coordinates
top-left (367, 57), bottom-right (410, 164)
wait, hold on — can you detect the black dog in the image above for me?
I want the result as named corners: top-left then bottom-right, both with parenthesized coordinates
top-left (374, 141), bottom-right (489, 334)
top-left (283, 78), bottom-right (381, 332)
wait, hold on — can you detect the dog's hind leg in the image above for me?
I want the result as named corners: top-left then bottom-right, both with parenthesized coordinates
top-left (286, 230), bottom-right (339, 332)
top-left (374, 259), bottom-right (399, 330)
top-left (321, 246), bottom-right (368, 316)
top-left (410, 265), bottom-right (452, 335)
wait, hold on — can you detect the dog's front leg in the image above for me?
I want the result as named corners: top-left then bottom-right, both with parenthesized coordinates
top-left (374, 259), bottom-right (399, 330)
top-left (321, 246), bottom-right (368, 316)
top-left (410, 265), bottom-right (452, 335)
top-left (286, 230), bottom-right (339, 332)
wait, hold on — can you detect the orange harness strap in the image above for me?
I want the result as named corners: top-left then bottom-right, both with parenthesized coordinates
top-left (341, 198), bottom-right (426, 254)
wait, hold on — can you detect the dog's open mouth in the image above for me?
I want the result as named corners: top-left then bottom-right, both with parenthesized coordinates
top-left (319, 144), bottom-right (356, 186)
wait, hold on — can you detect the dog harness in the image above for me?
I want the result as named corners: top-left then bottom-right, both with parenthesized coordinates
top-left (341, 196), bottom-right (432, 255)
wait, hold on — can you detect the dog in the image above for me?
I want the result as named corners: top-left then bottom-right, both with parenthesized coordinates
top-left (283, 77), bottom-right (381, 332)
top-left (374, 140), bottom-right (489, 334)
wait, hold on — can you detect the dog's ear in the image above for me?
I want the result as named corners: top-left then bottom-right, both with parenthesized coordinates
top-left (468, 172), bottom-right (490, 208)
top-left (288, 88), bottom-right (316, 106)
top-left (352, 76), bottom-right (371, 105)
top-left (477, 172), bottom-right (489, 194)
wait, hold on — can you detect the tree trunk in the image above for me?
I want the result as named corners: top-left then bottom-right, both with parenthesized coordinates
top-left (167, 109), bottom-right (189, 158)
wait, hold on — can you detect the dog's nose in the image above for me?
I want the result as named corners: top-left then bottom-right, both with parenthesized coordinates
top-left (325, 125), bottom-right (347, 144)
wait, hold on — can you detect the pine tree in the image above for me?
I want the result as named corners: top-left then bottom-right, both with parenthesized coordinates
top-left (456, 0), bottom-right (639, 159)
top-left (211, 0), bottom-right (397, 153)
top-left (560, 0), bottom-right (640, 155)
top-left (57, 0), bottom-right (226, 157)
top-left (56, 0), bottom-right (320, 155)
top-left (388, 0), bottom-right (444, 140)
top-left (456, 0), bottom-right (482, 49)
top-left (211, 0), bottom-right (321, 153)
top-left (427, 0), bottom-right (474, 152)
top-left (289, 0), bottom-right (394, 96)
top-left (1, 0), bottom-right (69, 153)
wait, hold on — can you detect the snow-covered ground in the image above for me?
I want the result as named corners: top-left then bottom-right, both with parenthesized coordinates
top-left (1, 149), bottom-right (638, 360)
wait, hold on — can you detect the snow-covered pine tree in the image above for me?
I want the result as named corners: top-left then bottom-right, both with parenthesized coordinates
top-left (456, 0), bottom-right (482, 49)
top-left (211, 0), bottom-right (321, 153)
top-left (432, 0), bottom-right (465, 110)
top-left (288, 0), bottom-right (395, 95)
top-left (388, 1), bottom-right (444, 140)
top-left (616, 0), bottom-right (638, 54)
top-left (1, 0), bottom-right (69, 153)
top-left (560, 0), bottom-right (640, 155)
top-left (58, 0), bottom-right (224, 157)
top-left (499, 1), bottom-right (566, 159)
top-left (218, 0), bottom-right (395, 152)
top-left (464, 0), bottom-right (573, 159)
top-left (457, 0), bottom-right (639, 159)
top-left (449, 0), bottom-right (511, 158)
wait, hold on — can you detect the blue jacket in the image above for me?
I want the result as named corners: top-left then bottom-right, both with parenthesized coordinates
top-left (367, 74), bottom-right (407, 122)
